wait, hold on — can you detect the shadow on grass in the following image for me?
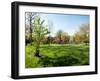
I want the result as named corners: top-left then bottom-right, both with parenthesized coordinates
top-left (38, 45), bottom-right (89, 67)
top-left (25, 44), bottom-right (89, 68)
top-left (39, 53), bottom-right (89, 67)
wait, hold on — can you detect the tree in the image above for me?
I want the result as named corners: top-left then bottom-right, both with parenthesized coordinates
top-left (47, 20), bottom-right (53, 46)
top-left (61, 32), bottom-right (70, 44)
top-left (32, 16), bottom-right (49, 57)
top-left (55, 30), bottom-right (69, 44)
top-left (25, 12), bottom-right (37, 43)
top-left (79, 24), bottom-right (89, 43)
top-left (74, 24), bottom-right (89, 44)
top-left (56, 30), bottom-right (63, 44)
top-left (74, 32), bottom-right (83, 44)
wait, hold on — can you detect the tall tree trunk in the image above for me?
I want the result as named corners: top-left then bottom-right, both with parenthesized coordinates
top-left (30, 16), bottom-right (32, 44)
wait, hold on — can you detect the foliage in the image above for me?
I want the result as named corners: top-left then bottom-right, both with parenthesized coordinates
top-left (25, 13), bottom-right (89, 45)
top-left (25, 12), bottom-right (38, 43)
top-left (55, 30), bottom-right (70, 44)
top-left (32, 16), bottom-right (49, 55)
top-left (74, 24), bottom-right (89, 44)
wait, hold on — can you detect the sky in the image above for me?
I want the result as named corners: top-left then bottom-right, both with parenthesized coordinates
top-left (39, 13), bottom-right (89, 36)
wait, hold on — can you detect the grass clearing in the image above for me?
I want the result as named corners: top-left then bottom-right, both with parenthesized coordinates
top-left (25, 44), bottom-right (89, 68)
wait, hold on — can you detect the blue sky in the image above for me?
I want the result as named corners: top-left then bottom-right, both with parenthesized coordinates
top-left (39, 13), bottom-right (89, 36)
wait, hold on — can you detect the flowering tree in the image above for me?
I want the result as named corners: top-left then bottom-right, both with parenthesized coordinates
top-left (32, 16), bottom-right (49, 57)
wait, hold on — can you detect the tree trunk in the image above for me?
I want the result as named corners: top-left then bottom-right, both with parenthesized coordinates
top-left (34, 40), bottom-right (41, 57)
top-left (30, 16), bottom-right (32, 44)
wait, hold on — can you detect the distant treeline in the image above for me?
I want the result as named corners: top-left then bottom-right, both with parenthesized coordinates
top-left (25, 12), bottom-right (89, 45)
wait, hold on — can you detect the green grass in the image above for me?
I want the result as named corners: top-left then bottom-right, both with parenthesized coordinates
top-left (25, 44), bottom-right (89, 68)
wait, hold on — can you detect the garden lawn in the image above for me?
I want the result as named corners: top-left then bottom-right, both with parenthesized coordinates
top-left (25, 44), bottom-right (89, 68)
